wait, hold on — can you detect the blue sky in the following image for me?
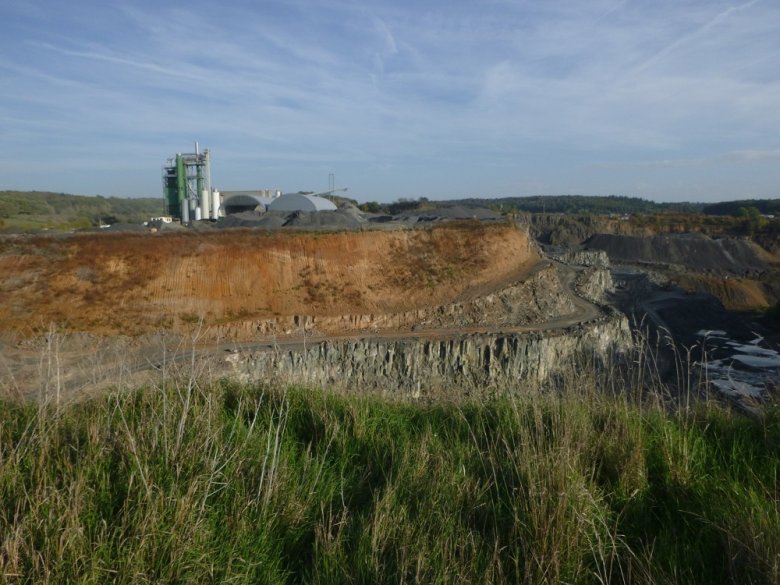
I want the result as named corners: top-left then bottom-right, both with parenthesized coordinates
top-left (1, 0), bottom-right (778, 202)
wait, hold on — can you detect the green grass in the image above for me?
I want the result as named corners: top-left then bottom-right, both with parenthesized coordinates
top-left (0, 379), bottom-right (778, 584)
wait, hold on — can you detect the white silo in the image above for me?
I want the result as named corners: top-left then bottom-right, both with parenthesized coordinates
top-left (211, 189), bottom-right (221, 219)
top-left (200, 189), bottom-right (210, 220)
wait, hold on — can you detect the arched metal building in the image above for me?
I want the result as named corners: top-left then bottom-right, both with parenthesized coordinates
top-left (221, 193), bottom-right (277, 214)
top-left (268, 193), bottom-right (337, 212)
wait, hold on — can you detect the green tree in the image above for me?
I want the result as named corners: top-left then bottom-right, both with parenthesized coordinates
top-left (359, 201), bottom-right (383, 213)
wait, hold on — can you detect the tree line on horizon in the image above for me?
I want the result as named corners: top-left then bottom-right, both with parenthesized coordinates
top-left (359, 194), bottom-right (780, 216)
top-left (0, 191), bottom-right (162, 231)
top-left (2, 190), bottom-right (779, 232)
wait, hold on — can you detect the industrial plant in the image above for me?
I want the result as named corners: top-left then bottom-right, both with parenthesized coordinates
top-left (163, 143), bottom-right (341, 223)
top-left (162, 143), bottom-right (220, 223)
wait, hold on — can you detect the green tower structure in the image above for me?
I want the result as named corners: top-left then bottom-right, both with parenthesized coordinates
top-left (162, 144), bottom-right (212, 223)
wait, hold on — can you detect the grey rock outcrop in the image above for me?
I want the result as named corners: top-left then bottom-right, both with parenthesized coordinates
top-left (224, 311), bottom-right (632, 396)
top-left (574, 267), bottom-right (614, 304)
top-left (547, 249), bottom-right (610, 269)
top-left (585, 233), bottom-right (769, 276)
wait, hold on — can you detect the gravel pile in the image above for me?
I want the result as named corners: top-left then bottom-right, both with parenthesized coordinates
top-left (393, 205), bottom-right (502, 222)
top-left (211, 203), bottom-right (503, 231)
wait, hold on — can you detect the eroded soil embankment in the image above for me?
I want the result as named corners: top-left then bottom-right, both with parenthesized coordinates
top-left (0, 223), bottom-right (539, 337)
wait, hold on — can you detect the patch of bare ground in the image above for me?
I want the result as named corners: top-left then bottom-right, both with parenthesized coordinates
top-left (0, 222), bottom-right (540, 338)
top-left (671, 273), bottom-right (772, 312)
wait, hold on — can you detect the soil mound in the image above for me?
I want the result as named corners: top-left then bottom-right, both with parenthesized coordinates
top-left (282, 209), bottom-right (364, 229)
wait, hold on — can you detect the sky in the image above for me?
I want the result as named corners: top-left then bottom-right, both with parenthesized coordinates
top-left (1, 0), bottom-right (779, 203)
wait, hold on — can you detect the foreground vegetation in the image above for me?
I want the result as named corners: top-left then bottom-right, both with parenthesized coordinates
top-left (1, 372), bottom-right (778, 584)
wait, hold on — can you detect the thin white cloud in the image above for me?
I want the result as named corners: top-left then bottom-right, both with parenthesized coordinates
top-left (630, 0), bottom-right (763, 74)
top-left (1, 0), bottom-right (778, 200)
top-left (597, 0), bottom-right (629, 22)
top-left (30, 40), bottom-right (212, 82)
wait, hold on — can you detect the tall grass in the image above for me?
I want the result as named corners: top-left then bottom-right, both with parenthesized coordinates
top-left (0, 359), bottom-right (778, 583)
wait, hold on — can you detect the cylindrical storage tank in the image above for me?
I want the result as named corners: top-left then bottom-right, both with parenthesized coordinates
top-left (200, 189), bottom-right (210, 220)
top-left (182, 202), bottom-right (190, 224)
top-left (212, 190), bottom-right (221, 218)
top-left (194, 207), bottom-right (202, 221)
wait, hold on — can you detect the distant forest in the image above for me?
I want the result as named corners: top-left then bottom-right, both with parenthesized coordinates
top-left (442, 195), bottom-right (703, 214)
top-left (360, 194), bottom-right (780, 216)
top-left (0, 191), bottom-right (162, 231)
top-left (701, 199), bottom-right (780, 216)
top-left (2, 190), bottom-right (779, 233)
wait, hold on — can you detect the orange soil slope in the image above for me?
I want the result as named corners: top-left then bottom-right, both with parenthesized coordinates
top-left (0, 223), bottom-right (538, 337)
top-left (673, 273), bottom-right (772, 312)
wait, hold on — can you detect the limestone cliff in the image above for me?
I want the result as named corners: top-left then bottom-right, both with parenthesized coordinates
top-left (224, 312), bottom-right (632, 395)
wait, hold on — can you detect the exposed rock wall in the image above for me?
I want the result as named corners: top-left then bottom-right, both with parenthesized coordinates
top-left (206, 263), bottom-right (575, 341)
top-left (574, 267), bottom-right (614, 304)
top-left (585, 233), bottom-right (769, 276)
top-left (0, 224), bottom-right (538, 337)
top-left (224, 312), bottom-right (632, 395)
top-left (547, 249), bottom-right (610, 268)
top-left (516, 214), bottom-right (605, 246)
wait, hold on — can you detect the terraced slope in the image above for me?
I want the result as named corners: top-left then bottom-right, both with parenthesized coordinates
top-left (585, 233), bottom-right (771, 275)
top-left (585, 232), bottom-right (779, 310)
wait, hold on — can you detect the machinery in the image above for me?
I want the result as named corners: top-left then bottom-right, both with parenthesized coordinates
top-left (162, 142), bottom-right (220, 222)
top-left (162, 144), bottom-right (348, 222)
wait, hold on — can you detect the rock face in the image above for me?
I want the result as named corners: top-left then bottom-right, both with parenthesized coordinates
top-left (224, 312), bottom-right (632, 395)
top-left (585, 233), bottom-right (769, 276)
top-left (0, 223), bottom-right (539, 338)
top-left (517, 214), bottom-right (606, 246)
top-left (209, 262), bottom-right (575, 340)
top-left (220, 239), bottom-right (630, 395)
top-left (574, 267), bottom-right (614, 304)
top-left (547, 249), bottom-right (610, 269)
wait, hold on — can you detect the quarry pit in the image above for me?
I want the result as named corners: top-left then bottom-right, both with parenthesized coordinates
top-left (0, 221), bottom-right (630, 398)
top-left (2, 216), bottom-right (778, 403)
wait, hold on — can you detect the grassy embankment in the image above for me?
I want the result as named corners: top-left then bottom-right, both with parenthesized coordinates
top-left (1, 356), bottom-right (778, 584)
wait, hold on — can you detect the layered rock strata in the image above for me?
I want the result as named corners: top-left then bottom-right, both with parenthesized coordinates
top-left (209, 263), bottom-right (575, 340)
top-left (224, 312), bottom-right (632, 396)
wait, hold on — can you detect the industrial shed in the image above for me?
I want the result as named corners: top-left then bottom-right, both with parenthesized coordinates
top-left (221, 193), bottom-right (277, 214)
top-left (268, 193), bottom-right (337, 212)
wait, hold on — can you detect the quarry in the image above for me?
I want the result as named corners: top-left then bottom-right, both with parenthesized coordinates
top-left (1, 205), bottom-right (778, 407)
top-left (0, 221), bottom-right (624, 396)
top-left (0, 148), bottom-right (778, 404)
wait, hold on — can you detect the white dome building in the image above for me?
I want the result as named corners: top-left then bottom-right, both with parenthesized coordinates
top-left (268, 193), bottom-right (337, 212)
